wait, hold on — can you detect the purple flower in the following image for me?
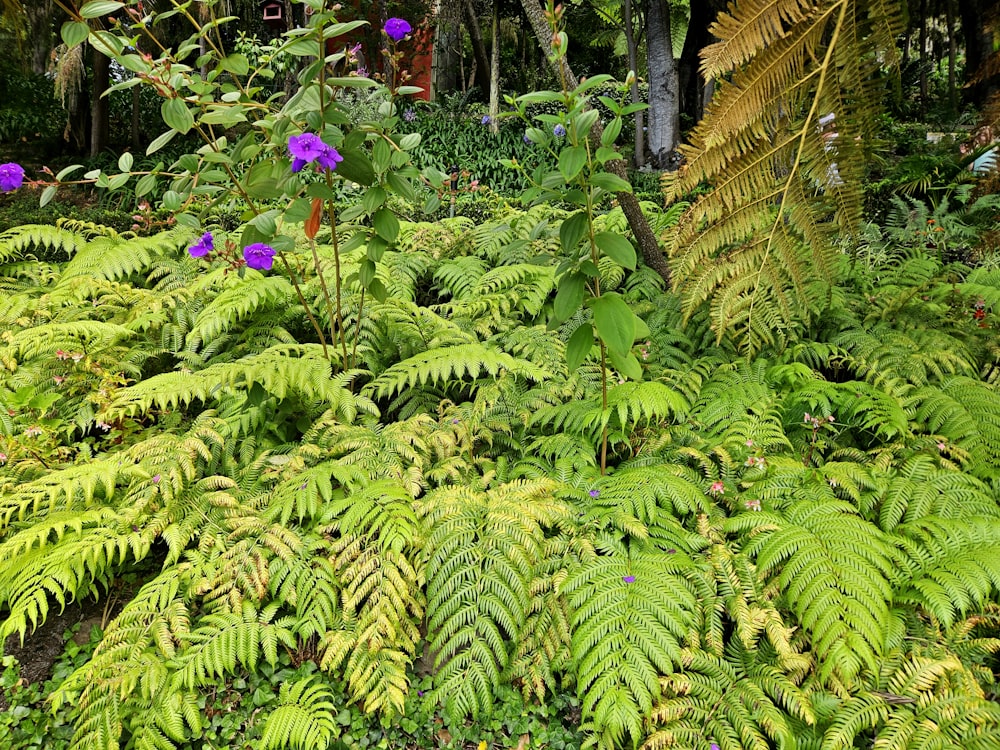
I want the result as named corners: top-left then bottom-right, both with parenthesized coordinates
top-left (523, 132), bottom-right (532, 144)
top-left (288, 133), bottom-right (342, 173)
top-left (315, 145), bottom-right (344, 171)
top-left (623, 575), bottom-right (635, 584)
top-left (553, 124), bottom-right (566, 137)
top-left (711, 745), bottom-right (720, 750)
top-left (589, 489), bottom-right (600, 498)
top-left (152, 474), bottom-right (161, 484)
top-left (384, 17), bottom-right (412, 41)
top-left (404, 108), bottom-right (417, 123)
top-left (188, 231), bottom-right (213, 258)
top-left (244, 243), bottom-right (276, 271)
top-left (481, 115), bottom-right (491, 125)
top-left (0, 163), bottom-right (24, 192)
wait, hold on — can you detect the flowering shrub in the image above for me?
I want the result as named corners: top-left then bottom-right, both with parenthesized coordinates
top-left (43, 0), bottom-right (441, 372)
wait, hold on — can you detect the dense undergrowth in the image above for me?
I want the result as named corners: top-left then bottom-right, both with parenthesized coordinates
top-left (1, 196), bottom-right (999, 749)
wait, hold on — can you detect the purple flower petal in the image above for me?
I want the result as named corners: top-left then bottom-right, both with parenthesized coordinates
top-left (291, 157), bottom-right (307, 173)
top-left (589, 489), bottom-right (600, 498)
top-left (481, 115), bottom-right (491, 125)
top-left (315, 145), bottom-right (344, 171)
top-left (553, 124), bottom-right (566, 137)
top-left (188, 231), bottom-right (214, 258)
top-left (243, 243), bottom-right (276, 271)
top-left (623, 575), bottom-right (635, 584)
top-left (288, 133), bottom-right (325, 161)
top-left (0, 162), bottom-right (25, 192)
top-left (384, 17), bottom-right (412, 41)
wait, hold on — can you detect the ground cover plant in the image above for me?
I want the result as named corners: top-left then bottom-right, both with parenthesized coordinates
top-left (1, 1), bottom-right (1000, 750)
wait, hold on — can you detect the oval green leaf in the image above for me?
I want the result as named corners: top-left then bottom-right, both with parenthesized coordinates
top-left (591, 292), bottom-right (636, 358)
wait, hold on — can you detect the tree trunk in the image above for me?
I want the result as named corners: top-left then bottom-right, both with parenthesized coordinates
top-left (24, 0), bottom-right (55, 76)
top-left (489, 2), bottom-right (500, 133)
top-left (960, 0), bottom-right (999, 110)
top-left (518, 0), bottom-right (671, 284)
top-left (645, 0), bottom-right (680, 169)
top-left (463, 0), bottom-right (491, 95)
top-left (89, 45), bottom-right (110, 157)
top-left (622, 0), bottom-right (644, 166)
top-left (678, 0), bottom-right (722, 127)
top-left (918, 0), bottom-right (927, 118)
top-left (946, 0), bottom-right (957, 117)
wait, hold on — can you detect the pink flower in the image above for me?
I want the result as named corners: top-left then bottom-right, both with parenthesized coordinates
top-left (744, 498), bottom-right (762, 512)
top-left (709, 481), bottom-right (725, 496)
top-left (24, 425), bottom-right (43, 437)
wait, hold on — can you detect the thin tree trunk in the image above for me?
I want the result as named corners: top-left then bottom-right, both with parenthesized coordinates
top-left (489, 2), bottom-right (500, 133)
top-left (90, 46), bottom-right (110, 157)
top-left (918, 0), bottom-right (927, 118)
top-left (622, 0), bottom-right (644, 166)
top-left (946, 0), bottom-right (957, 116)
top-left (463, 0), bottom-right (491, 95)
top-left (518, 0), bottom-right (670, 284)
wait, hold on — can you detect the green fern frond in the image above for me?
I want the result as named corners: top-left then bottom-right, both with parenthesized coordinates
top-left (420, 479), bottom-right (571, 720)
top-left (186, 274), bottom-right (296, 348)
top-left (564, 549), bottom-right (696, 749)
top-left (259, 677), bottom-right (338, 750)
top-left (364, 341), bottom-right (550, 402)
top-left (738, 498), bottom-right (897, 686)
top-left (0, 223), bottom-right (83, 263)
top-left (647, 646), bottom-right (811, 750)
top-left (105, 344), bottom-right (375, 423)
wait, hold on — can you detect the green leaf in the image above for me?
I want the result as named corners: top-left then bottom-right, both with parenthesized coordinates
top-left (594, 232), bottom-right (636, 270)
top-left (372, 209), bottom-right (400, 244)
top-left (146, 128), bottom-right (177, 156)
top-left (601, 118), bottom-right (623, 147)
top-left (558, 146), bottom-right (588, 182)
top-left (117, 152), bottom-right (133, 172)
top-left (590, 173), bottom-right (633, 193)
top-left (359, 259), bottom-right (376, 287)
top-left (284, 197), bottom-right (313, 223)
top-left (553, 273), bottom-right (586, 325)
top-left (566, 323), bottom-right (594, 371)
top-left (336, 149), bottom-right (375, 186)
top-left (559, 211), bottom-right (589, 254)
top-left (591, 293), bottom-right (636, 358)
top-left (398, 133), bottom-right (421, 151)
top-left (607, 349), bottom-right (643, 381)
top-left (80, 1), bottom-right (124, 18)
top-left (367, 278), bottom-right (388, 302)
top-left (220, 53), bottom-right (250, 76)
top-left (40, 185), bottom-right (57, 208)
top-left (61, 21), bottom-right (90, 48)
top-left (161, 99), bottom-right (194, 134)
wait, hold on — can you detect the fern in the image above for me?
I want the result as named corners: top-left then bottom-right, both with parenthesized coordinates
top-left (364, 341), bottom-right (550, 402)
top-left (563, 548), bottom-right (696, 750)
top-left (420, 479), bottom-right (571, 719)
top-left (317, 480), bottom-right (423, 715)
top-left (665, 0), bottom-right (904, 348)
top-left (736, 497), bottom-right (898, 687)
top-left (259, 677), bottom-right (338, 750)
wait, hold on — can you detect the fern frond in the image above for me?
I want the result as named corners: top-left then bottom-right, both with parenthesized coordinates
top-left (364, 342), bottom-right (550, 402)
top-left (259, 677), bottom-right (338, 750)
top-left (563, 549), bottom-right (696, 749)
